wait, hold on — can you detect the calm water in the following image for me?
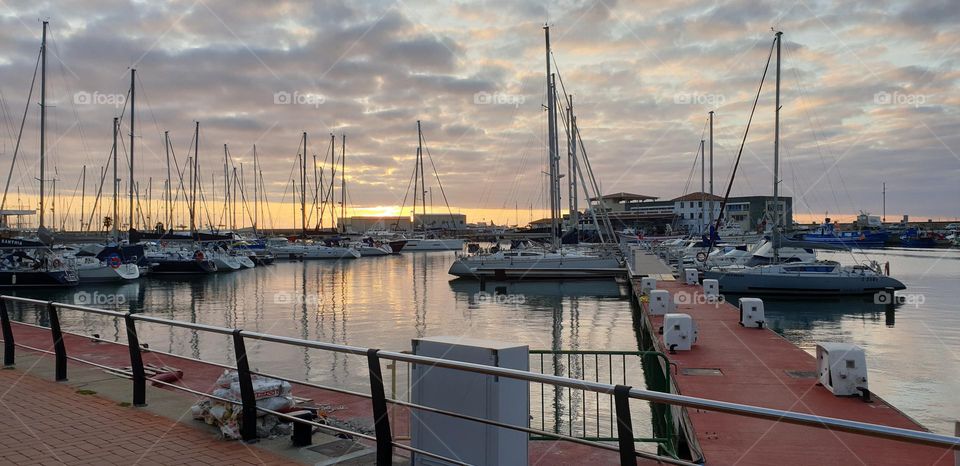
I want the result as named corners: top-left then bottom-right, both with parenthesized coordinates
top-left (6, 247), bottom-right (958, 435)
top-left (6, 252), bottom-right (651, 439)
top-left (764, 248), bottom-right (960, 435)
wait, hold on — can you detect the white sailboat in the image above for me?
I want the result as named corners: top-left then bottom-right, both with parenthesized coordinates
top-left (704, 32), bottom-right (905, 296)
top-left (449, 26), bottom-right (623, 280)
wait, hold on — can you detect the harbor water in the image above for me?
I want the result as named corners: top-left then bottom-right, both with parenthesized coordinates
top-left (5, 247), bottom-right (959, 435)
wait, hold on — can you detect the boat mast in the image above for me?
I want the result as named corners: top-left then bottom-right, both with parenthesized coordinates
top-left (253, 144), bottom-right (258, 232)
top-left (301, 132), bottom-right (307, 236)
top-left (416, 120), bottom-right (424, 230)
top-left (329, 133), bottom-right (336, 230)
top-left (567, 94), bottom-right (578, 236)
top-left (112, 117), bottom-right (119, 240)
top-left (129, 68), bottom-right (136, 232)
top-left (80, 165), bottom-right (86, 231)
top-left (709, 110), bottom-right (714, 227)
top-left (341, 133), bottom-right (346, 232)
top-left (772, 31), bottom-right (782, 263)
top-left (39, 21), bottom-right (47, 230)
top-left (701, 138), bottom-right (706, 235)
top-left (164, 130), bottom-right (171, 230)
top-left (544, 25), bottom-right (559, 249)
top-left (190, 121), bottom-right (198, 233)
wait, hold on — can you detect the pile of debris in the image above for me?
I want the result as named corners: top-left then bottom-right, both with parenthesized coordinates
top-left (191, 370), bottom-right (296, 439)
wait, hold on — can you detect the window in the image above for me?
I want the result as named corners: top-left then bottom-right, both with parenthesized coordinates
top-left (698, 201), bottom-right (702, 207)
top-left (680, 202), bottom-right (684, 208)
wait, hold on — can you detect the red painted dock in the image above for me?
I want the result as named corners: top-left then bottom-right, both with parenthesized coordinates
top-left (636, 278), bottom-right (955, 465)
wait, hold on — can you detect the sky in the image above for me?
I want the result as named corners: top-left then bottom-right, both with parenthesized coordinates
top-left (0, 0), bottom-right (958, 230)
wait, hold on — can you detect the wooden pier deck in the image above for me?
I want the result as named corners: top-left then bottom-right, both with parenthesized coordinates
top-left (632, 276), bottom-right (955, 465)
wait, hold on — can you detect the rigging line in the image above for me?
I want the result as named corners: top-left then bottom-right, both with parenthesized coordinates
top-left (58, 167), bottom-right (84, 230)
top-left (0, 47), bottom-right (41, 212)
top-left (48, 30), bottom-right (94, 168)
top-left (418, 132), bottom-right (458, 228)
top-left (784, 44), bottom-right (851, 215)
top-left (392, 148), bottom-right (418, 231)
top-left (713, 37), bottom-right (777, 237)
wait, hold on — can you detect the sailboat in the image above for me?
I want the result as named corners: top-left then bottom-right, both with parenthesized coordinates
top-left (267, 132), bottom-right (360, 260)
top-left (396, 121), bottom-right (465, 251)
top-left (448, 25), bottom-right (622, 279)
top-left (703, 32), bottom-right (905, 296)
top-left (0, 22), bottom-right (78, 287)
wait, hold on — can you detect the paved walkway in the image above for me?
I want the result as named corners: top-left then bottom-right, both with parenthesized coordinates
top-left (0, 366), bottom-right (296, 466)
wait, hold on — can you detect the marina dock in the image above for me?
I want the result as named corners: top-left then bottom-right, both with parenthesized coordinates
top-left (627, 251), bottom-right (956, 465)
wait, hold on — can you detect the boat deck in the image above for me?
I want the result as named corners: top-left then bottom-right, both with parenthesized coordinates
top-left (633, 278), bottom-right (955, 465)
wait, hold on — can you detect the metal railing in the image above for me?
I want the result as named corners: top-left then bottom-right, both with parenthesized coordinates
top-left (1, 295), bottom-right (958, 466)
top-left (528, 349), bottom-right (676, 455)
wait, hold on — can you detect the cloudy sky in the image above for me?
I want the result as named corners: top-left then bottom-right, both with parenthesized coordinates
top-left (0, 0), bottom-right (958, 230)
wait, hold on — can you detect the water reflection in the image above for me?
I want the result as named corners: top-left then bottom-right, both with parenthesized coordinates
top-left (5, 253), bottom-right (641, 398)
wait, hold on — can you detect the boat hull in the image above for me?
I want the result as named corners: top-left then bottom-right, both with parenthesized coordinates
top-left (0, 270), bottom-right (79, 287)
top-left (448, 256), bottom-right (624, 279)
top-left (403, 239), bottom-right (465, 251)
top-left (76, 263), bottom-right (140, 283)
top-left (703, 269), bottom-right (906, 296)
top-left (800, 231), bottom-right (888, 248)
top-left (149, 259), bottom-right (218, 275)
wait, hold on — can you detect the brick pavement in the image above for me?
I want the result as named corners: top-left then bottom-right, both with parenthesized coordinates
top-left (0, 367), bottom-right (297, 466)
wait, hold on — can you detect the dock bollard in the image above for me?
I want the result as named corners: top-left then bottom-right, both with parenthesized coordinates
top-left (648, 290), bottom-right (672, 316)
top-left (640, 277), bottom-right (657, 295)
top-left (684, 268), bottom-right (698, 285)
top-left (702, 279), bottom-right (719, 299)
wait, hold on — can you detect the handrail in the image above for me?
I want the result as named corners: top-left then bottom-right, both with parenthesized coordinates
top-left (1, 295), bottom-right (958, 461)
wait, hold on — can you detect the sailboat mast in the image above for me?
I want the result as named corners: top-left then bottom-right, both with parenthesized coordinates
top-left (567, 94), bottom-right (578, 234)
top-left (701, 139), bottom-right (706, 234)
top-left (544, 25), bottom-right (559, 249)
top-left (416, 120), bottom-right (424, 230)
top-left (773, 31), bottom-right (782, 263)
top-left (112, 117), bottom-right (119, 239)
top-left (164, 131), bottom-right (171, 229)
top-left (253, 145), bottom-right (258, 231)
top-left (129, 68), bottom-right (136, 232)
top-left (329, 133), bottom-right (335, 230)
top-left (190, 121), bottom-right (198, 233)
top-left (301, 132), bottom-right (307, 235)
top-left (341, 134), bottom-right (346, 230)
top-left (709, 110), bottom-right (714, 226)
top-left (39, 21), bottom-right (47, 229)
top-left (80, 165), bottom-right (86, 231)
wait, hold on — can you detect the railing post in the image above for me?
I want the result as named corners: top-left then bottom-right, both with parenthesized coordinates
top-left (954, 421), bottom-right (959, 466)
top-left (1, 299), bottom-right (14, 367)
top-left (124, 313), bottom-right (146, 406)
top-left (232, 329), bottom-right (258, 443)
top-left (614, 384), bottom-right (637, 466)
top-left (47, 302), bottom-right (67, 381)
top-left (366, 348), bottom-right (393, 465)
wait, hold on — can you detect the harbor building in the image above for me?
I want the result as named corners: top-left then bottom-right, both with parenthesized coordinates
top-left (585, 191), bottom-right (792, 234)
top-left (338, 213), bottom-right (467, 233)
